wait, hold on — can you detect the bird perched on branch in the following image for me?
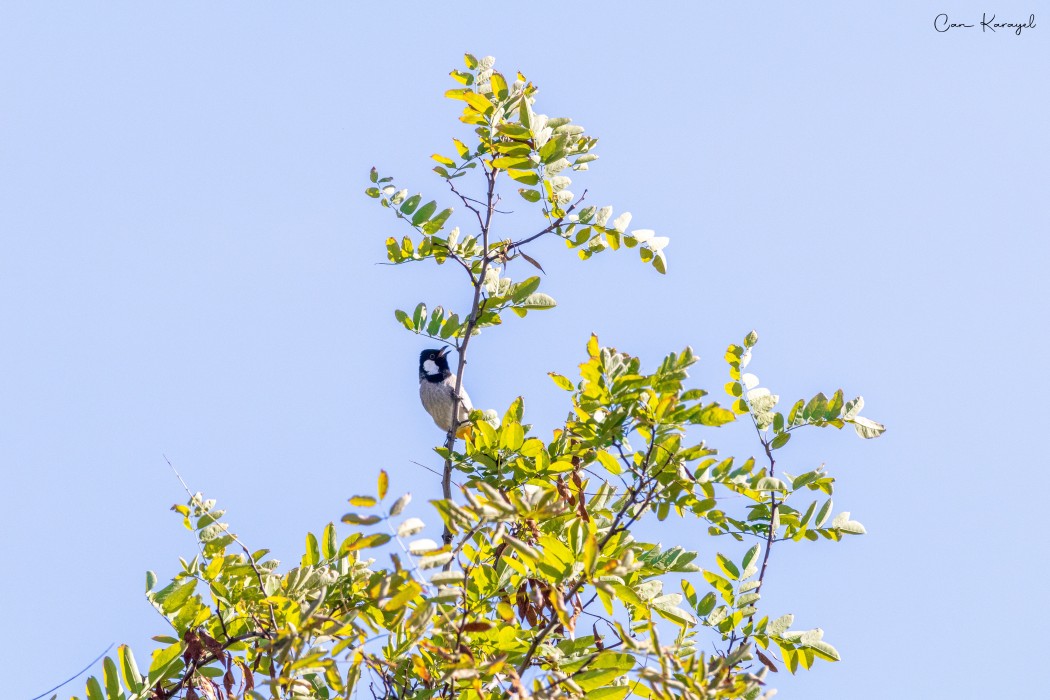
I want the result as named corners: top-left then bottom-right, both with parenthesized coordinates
top-left (419, 347), bottom-right (473, 437)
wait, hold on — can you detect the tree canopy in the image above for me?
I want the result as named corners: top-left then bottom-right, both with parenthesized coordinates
top-left (61, 52), bottom-right (883, 700)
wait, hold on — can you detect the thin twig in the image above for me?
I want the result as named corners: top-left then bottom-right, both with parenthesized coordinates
top-left (440, 164), bottom-right (498, 547)
top-left (503, 189), bottom-right (588, 255)
top-left (29, 643), bottom-right (114, 700)
top-left (733, 403), bottom-right (779, 656)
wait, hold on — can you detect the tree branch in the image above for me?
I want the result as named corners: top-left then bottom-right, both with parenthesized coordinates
top-left (441, 164), bottom-right (499, 547)
top-left (501, 189), bottom-right (588, 257)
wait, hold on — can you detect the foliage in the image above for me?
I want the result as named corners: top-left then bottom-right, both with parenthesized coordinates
top-left (63, 53), bottom-right (883, 700)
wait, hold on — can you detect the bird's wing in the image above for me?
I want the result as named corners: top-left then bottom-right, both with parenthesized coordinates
top-left (457, 385), bottom-right (473, 414)
top-left (448, 375), bottom-right (473, 417)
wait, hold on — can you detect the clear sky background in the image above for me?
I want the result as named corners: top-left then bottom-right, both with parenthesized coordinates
top-left (2, 2), bottom-right (1047, 698)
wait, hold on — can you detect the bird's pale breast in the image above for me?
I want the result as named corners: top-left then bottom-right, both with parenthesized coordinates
top-left (419, 375), bottom-right (472, 431)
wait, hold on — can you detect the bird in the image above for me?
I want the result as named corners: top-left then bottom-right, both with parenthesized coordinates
top-left (419, 346), bottom-right (473, 437)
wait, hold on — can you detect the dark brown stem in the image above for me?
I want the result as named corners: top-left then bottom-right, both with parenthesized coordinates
top-left (502, 190), bottom-right (588, 256)
top-left (441, 165), bottom-right (498, 546)
top-left (735, 426), bottom-right (778, 657)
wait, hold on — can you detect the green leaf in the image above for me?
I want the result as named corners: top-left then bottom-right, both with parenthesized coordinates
top-left (808, 639), bottom-right (841, 661)
top-left (511, 276), bottom-right (541, 302)
top-left (595, 450), bottom-right (622, 475)
top-left (694, 591), bottom-right (717, 616)
top-left (450, 69), bottom-right (473, 85)
top-left (426, 306), bottom-right (444, 336)
top-left (148, 642), bottom-right (183, 679)
top-left (804, 392), bottom-right (829, 420)
top-left (698, 404), bottom-right (736, 427)
top-left (412, 200), bottom-right (438, 226)
top-left (518, 292), bottom-right (556, 310)
top-left (399, 193), bottom-right (421, 215)
top-left (588, 687), bottom-right (630, 700)
top-left (439, 313), bottom-right (461, 339)
top-left (490, 71), bottom-right (509, 98)
top-left (742, 545), bottom-right (761, 570)
top-left (160, 579), bottom-right (196, 615)
top-left (518, 188), bottom-right (541, 203)
top-left (716, 553), bottom-right (740, 580)
top-left (520, 438), bottom-right (545, 458)
top-left (653, 603), bottom-right (697, 627)
top-left (611, 582), bottom-right (644, 609)
top-left (342, 513), bottom-right (382, 526)
top-left (503, 535), bottom-right (541, 565)
top-left (85, 676), bottom-right (104, 700)
top-left (423, 208), bottom-right (453, 234)
top-left (651, 251), bottom-right (667, 274)
top-left (322, 522), bottom-right (338, 560)
top-left (508, 169), bottom-right (540, 185)
top-left (305, 532), bottom-right (320, 566)
top-left (383, 580), bottom-right (422, 611)
top-left (119, 645), bottom-right (144, 692)
top-left (500, 422), bottom-right (525, 451)
top-left (816, 498), bottom-right (833, 527)
top-left (412, 303), bottom-right (426, 331)
top-left (502, 396), bottom-right (524, 425)
top-left (103, 656), bottom-right (120, 700)
top-left (825, 389), bottom-right (845, 419)
top-left (770, 432), bottom-right (791, 450)
top-left (354, 533), bottom-right (392, 549)
top-left (492, 156), bottom-right (532, 170)
top-left (681, 578), bottom-right (698, 608)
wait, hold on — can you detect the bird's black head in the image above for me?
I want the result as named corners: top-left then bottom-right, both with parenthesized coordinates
top-left (419, 347), bottom-right (452, 382)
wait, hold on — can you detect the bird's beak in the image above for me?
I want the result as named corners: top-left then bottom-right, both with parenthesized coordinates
top-left (437, 347), bottom-right (451, 358)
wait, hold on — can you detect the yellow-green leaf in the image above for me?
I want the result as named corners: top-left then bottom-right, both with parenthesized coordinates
top-left (500, 422), bottom-right (525, 451)
top-left (149, 642), bottom-right (183, 677)
top-left (160, 579), bottom-right (196, 615)
top-left (119, 645), bottom-right (144, 692)
top-left (304, 532), bottom-right (320, 565)
top-left (383, 580), bottom-right (422, 611)
top-left (548, 372), bottom-right (574, 391)
top-left (587, 334), bottom-right (600, 358)
top-left (490, 72), bottom-right (508, 98)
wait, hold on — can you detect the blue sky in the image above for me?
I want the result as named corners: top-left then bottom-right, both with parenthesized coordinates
top-left (2, 2), bottom-right (1046, 698)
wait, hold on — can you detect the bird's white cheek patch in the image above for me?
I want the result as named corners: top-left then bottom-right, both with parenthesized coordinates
top-left (423, 359), bottom-right (440, 375)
